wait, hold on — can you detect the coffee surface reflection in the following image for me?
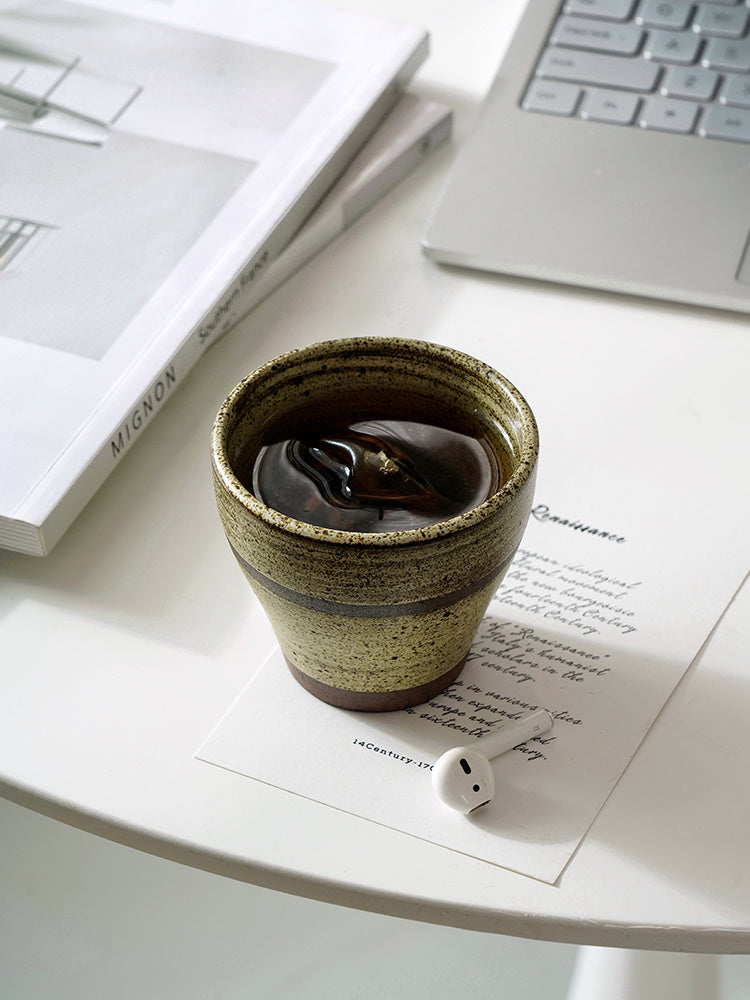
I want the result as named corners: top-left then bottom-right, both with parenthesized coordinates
top-left (250, 418), bottom-right (502, 532)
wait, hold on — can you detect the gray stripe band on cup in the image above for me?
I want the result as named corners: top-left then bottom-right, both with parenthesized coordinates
top-left (231, 546), bottom-right (512, 618)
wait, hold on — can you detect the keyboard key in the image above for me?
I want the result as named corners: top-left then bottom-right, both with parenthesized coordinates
top-left (563, 0), bottom-right (636, 20)
top-left (660, 64), bottom-right (719, 99)
top-left (639, 95), bottom-right (700, 130)
top-left (699, 103), bottom-right (750, 140)
top-left (536, 47), bottom-right (661, 90)
top-left (550, 14), bottom-right (644, 53)
top-left (522, 79), bottom-right (582, 115)
top-left (523, 0), bottom-right (750, 147)
top-left (702, 37), bottom-right (750, 70)
top-left (643, 28), bottom-right (703, 63)
top-left (579, 85), bottom-right (641, 121)
top-left (635, 0), bottom-right (693, 30)
top-left (692, 3), bottom-right (750, 37)
top-left (719, 73), bottom-right (750, 107)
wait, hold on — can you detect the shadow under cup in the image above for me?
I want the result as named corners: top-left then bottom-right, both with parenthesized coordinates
top-left (211, 338), bottom-right (539, 712)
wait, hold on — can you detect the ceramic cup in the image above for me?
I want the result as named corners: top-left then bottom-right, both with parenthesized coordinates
top-left (211, 337), bottom-right (538, 712)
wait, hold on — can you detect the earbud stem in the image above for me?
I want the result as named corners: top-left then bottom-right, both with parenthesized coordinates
top-left (470, 709), bottom-right (552, 760)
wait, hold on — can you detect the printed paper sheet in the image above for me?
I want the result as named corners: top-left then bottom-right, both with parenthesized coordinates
top-left (197, 468), bottom-right (749, 884)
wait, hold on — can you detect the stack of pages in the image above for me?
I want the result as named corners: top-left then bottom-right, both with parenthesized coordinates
top-left (1, 0), bottom-right (446, 556)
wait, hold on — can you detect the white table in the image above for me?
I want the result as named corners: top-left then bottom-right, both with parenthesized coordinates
top-left (2, 2), bottom-right (750, 997)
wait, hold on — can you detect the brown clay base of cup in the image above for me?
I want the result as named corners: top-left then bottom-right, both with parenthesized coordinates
top-left (284, 654), bottom-right (468, 712)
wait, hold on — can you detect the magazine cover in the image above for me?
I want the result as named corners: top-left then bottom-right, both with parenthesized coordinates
top-left (0, 0), bottom-right (428, 554)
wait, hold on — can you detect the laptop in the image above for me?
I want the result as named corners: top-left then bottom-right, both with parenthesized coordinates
top-left (422, 0), bottom-right (750, 314)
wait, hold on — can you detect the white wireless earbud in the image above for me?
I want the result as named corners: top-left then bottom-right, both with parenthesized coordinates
top-left (431, 708), bottom-right (553, 814)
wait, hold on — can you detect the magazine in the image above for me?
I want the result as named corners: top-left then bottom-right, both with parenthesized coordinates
top-left (210, 92), bottom-right (452, 336)
top-left (0, 0), bottom-right (428, 555)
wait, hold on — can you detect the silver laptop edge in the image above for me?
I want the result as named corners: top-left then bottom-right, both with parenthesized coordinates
top-left (422, 0), bottom-right (750, 315)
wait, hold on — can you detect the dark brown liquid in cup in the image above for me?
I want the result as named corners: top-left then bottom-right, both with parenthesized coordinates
top-left (246, 415), bottom-right (505, 532)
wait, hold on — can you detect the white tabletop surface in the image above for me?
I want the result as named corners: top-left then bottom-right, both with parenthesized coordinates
top-left (2, 0), bottom-right (750, 955)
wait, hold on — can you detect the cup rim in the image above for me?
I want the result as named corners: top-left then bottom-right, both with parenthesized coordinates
top-left (211, 337), bottom-right (539, 548)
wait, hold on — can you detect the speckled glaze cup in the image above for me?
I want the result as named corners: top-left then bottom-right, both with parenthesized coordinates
top-left (211, 337), bottom-right (538, 712)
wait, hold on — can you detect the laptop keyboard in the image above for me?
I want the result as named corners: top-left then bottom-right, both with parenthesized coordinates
top-left (522, 0), bottom-right (750, 142)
